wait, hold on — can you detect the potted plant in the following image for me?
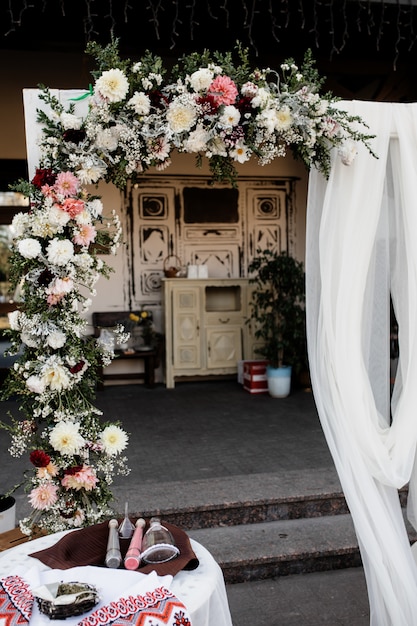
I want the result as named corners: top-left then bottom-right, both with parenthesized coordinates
top-left (247, 249), bottom-right (307, 397)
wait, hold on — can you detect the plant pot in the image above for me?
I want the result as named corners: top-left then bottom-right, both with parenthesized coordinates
top-left (0, 495), bottom-right (16, 533)
top-left (267, 365), bottom-right (292, 398)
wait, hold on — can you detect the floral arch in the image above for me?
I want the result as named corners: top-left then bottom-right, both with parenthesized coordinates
top-left (1, 40), bottom-right (372, 536)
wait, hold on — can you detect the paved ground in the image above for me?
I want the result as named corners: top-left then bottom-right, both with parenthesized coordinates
top-left (0, 380), bottom-right (370, 625)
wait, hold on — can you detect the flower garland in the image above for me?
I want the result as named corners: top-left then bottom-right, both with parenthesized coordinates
top-left (0, 39), bottom-right (375, 536)
top-left (35, 40), bottom-right (375, 189)
top-left (1, 168), bottom-right (130, 536)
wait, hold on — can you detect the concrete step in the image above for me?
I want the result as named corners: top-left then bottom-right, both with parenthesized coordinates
top-left (187, 514), bottom-right (361, 583)
top-left (129, 468), bottom-right (348, 530)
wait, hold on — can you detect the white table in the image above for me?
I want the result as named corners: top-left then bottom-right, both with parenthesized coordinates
top-left (0, 531), bottom-right (233, 626)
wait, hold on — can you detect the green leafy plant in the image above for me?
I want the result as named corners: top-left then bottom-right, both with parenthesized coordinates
top-left (247, 249), bottom-right (307, 372)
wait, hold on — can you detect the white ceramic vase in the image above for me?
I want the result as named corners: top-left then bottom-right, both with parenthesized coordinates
top-left (267, 365), bottom-right (292, 398)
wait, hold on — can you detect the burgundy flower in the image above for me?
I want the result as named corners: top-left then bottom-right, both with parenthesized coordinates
top-left (236, 96), bottom-right (253, 115)
top-left (63, 129), bottom-right (86, 144)
top-left (196, 94), bottom-right (219, 114)
top-left (70, 360), bottom-right (85, 374)
top-left (148, 90), bottom-right (169, 109)
top-left (38, 268), bottom-right (54, 286)
top-left (63, 465), bottom-right (83, 476)
top-left (30, 449), bottom-right (51, 468)
top-left (32, 168), bottom-right (56, 189)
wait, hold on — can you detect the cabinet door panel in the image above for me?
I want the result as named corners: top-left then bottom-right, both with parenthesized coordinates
top-left (172, 287), bottom-right (201, 369)
top-left (206, 327), bottom-right (242, 369)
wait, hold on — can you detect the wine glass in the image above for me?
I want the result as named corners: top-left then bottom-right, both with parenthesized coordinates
top-left (140, 517), bottom-right (179, 564)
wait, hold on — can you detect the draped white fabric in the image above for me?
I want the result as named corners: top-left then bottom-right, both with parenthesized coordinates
top-left (306, 101), bottom-right (417, 625)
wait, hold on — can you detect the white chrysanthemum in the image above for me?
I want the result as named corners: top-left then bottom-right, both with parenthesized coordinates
top-left (100, 425), bottom-right (129, 456)
top-left (189, 67), bottom-right (214, 92)
top-left (77, 162), bottom-right (107, 185)
top-left (46, 238), bottom-right (74, 266)
top-left (60, 112), bottom-right (82, 130)
top-left (167, 98), bottom-right (198, 133)
top-left (47, 331), bottom-right (67, 349)
top-left (230, 140), bottom-right (251, 163)
top-left (95, 68), bottom-right (129, 103)
top-left (127, 92), bottom-right (151, 115)
top-left (41, 361), bottom-right (71, 391)
top-left (49, 421), bottom-right (85, 455)
top-left (49, 205), bottom-right (71, 228)
top-left (219, 105), bottom-right (241, 127)
top-left (10, 213), bottom-right (30, 238)
top-left (95, 128), bottom-right (119, 151)
top-left (8, 310), bottom-right (21, 331)
top-left (26, 375), bottom-right (46, 394)
top-left (74, 209), bottom-right (92, 226)
top-left (183, 126), bottom-right (210, 153)
top-left (274, 106), bottom-right (293, 131)
top-left (18, 238), bottom-right (42, 259)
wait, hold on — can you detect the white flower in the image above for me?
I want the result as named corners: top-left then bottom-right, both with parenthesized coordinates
top-left (219, 105), bottom-right (241, 127)
top-left (127, 92), bottom-right (151, 115)
top-left (77, 162), bottom-right (107, 185)
top-left (86, 198), bottom-right (103, 218)
top-left (47, 331), bottom-right (67, 349)
top-left (18, 238), bottom-right (42, 259)
top-left (21, 332), bottom-right (39, 348)
top-left (46, 238), bottom-right (74, 266)
top-left (274, 106), bottom-right (293, 131)
top-left (208, 136), bottom-right (228, 157)
top-left (230, 140), bottom-right (251, 163)
top-left (49, 421), bottom-right (85, 455)
top-left (95, 128), bottom-right (120, 152)
top-left (183, 126), bottom-right (210, 153)
top-left (100, 425), bottom-right (128, 455)
top-left (10, 213), bottom-right (29, 238)
top-left (41, 359), bottom-right (71, 391)
top-left (49, 205), bottom-right (71, 228)
top-left (26, 375), bottom-right (46, 394)
top-left (167, 98), bottom-right (198, 133)
top-left (241, 82), bottom-right (258, 98)
top-left (60, 112), bottom-right (82, 130)
top-left (251, 87), bottom-right (270, 109)
top-left (8, 310), bottom-right (21, 331)
top-left (189, 68), bottom-right (214, 92)
top-left (339, 140), bottom-right (358, 166)
top-left (95, 68), bottom-right (129, 103)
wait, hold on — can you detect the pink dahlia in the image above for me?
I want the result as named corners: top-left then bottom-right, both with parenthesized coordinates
top-left (29, 483), bottom-right (59, 510)
top-left (60, 197), bottom-right (85, 218)
top-left (73, 224), bottom-right (96, 247)
top-left (61, 465), bottom-right (98, 491)
top-left (54, 171), bottom-right (80, 198)
top-left (207, 75), bottom-right (238, 106)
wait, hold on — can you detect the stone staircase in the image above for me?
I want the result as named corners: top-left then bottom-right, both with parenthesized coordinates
top-left (130, 468), bottom-right (367, 585)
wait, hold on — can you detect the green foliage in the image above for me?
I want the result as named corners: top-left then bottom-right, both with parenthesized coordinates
top-left (248, 249), bottom-right (307, 371)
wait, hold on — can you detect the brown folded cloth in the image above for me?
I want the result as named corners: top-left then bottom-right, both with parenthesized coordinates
top-left (29, 520), bottom-right (199, 576)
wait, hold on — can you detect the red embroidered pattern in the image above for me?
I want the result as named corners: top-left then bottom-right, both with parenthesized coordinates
top-left (0, 575), bottom-right (33, 626)
top-left (78, 586), bottom-right (191, 626)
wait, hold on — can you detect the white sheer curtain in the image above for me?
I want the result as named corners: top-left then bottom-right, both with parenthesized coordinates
top-left (306, 101), bottom-right (417, 625)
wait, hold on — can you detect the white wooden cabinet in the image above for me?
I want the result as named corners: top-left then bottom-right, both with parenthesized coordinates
top-left (163, 278), bottom-right (256, 388)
